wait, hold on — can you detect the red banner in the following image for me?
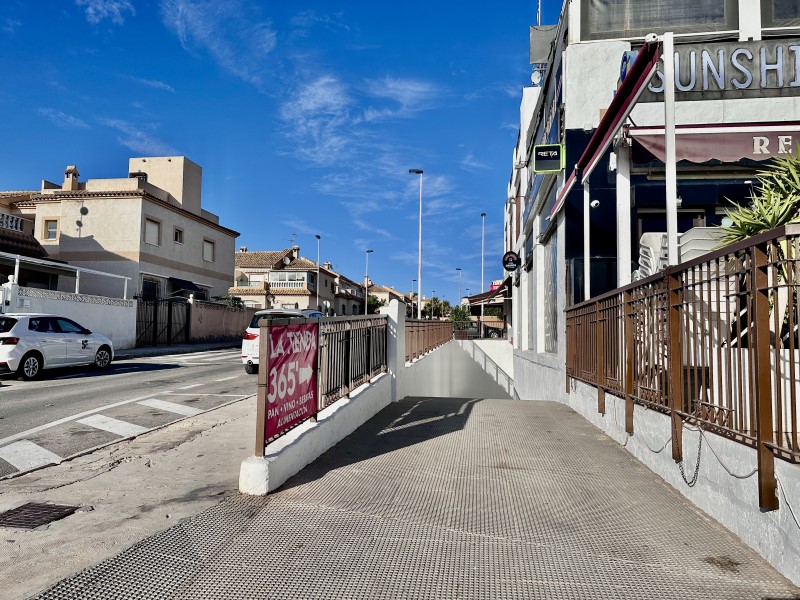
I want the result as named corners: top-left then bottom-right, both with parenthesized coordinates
top-left (265, 322), bottom-right (318, 440)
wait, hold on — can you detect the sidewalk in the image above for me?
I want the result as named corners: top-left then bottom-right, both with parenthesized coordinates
top-left (15, 397), bottom-right (800, 599)
top-left (113, 341), bottom-right (239, 361)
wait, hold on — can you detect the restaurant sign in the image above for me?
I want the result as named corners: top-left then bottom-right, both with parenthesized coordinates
top-left (640, 39), bottom-right (800, 101)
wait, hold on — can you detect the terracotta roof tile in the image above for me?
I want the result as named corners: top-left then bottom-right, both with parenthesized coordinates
top-left (235, 249), bottom-right (291, 269)
top-left (0, 229), bottom-right (49, 259)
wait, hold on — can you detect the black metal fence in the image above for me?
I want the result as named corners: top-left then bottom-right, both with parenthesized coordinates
top-left (135, 298), bottom-right (189, 347)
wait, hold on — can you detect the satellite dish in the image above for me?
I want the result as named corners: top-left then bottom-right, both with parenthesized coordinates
top-left (531, 70), bottom-right (542, 85)
top-left (283, 256), bottom-right (291, 266)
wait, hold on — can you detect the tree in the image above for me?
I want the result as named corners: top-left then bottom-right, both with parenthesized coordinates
top-left (367, 294), bottom-right (385, 314)
top-left (215, 295), bottom-right (244, 309)
top-left (449, 306), bottom-right (471, 330)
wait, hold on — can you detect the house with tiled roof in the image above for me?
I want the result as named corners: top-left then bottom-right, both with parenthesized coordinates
top-left (10, 157), bottom-right (239, 301)
top-left (231, 246), bottom-right (365, 315)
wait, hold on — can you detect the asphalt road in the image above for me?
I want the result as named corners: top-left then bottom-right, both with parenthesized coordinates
top-left (0, 349), bottom-right (256, 478)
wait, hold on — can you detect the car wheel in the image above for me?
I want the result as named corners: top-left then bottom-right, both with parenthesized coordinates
top-left (94, 346), bottom-right (112, 369)
top-left (244, 364), bottom-right (258, 375)
top-left (18, 352), bottom-right (43, 380)
top-left (489, 330), bottom-right (500, 339)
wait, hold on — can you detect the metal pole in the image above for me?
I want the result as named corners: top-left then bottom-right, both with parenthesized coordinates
top-left (481, 212), bottom-right (486, 337)
top-left (315, 234), bottom-right (321, 311)
top-left (663, 32), bottom-right (679, 265)
top-left (584, 181), bottom-right (591, 301)
top-left (417, 173), bottom-right (423, 319)
top-left (456, 268), bottom-right (462, 303)
top-left (364, 249), bottom-right (373, 315)
top-left (412, 279), bottom-right (416, 319)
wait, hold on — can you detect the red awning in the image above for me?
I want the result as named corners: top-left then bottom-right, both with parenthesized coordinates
top-left (548, 39), bottom-right (661, 222)
top-left (630, 122), bottom-right (800, 163)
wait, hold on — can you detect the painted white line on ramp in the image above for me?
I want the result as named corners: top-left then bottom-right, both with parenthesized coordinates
top-left (213, 376), bottom-right (237, 382)
top-left (138, 399), bottom-right (204, 417)
top-left (177, 383), bottom-right (204, 390)
top-left (0, 440), bottom-right (62, 471)
top-left (77, 415), bottom-right (148, 438)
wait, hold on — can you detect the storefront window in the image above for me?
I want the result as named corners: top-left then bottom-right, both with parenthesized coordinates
top-left (581, 0), bottom-right (736, 41)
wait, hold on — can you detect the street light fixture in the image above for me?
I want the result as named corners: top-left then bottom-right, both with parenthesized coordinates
top-left (364, 249), bottom-right (374, 315)
top-left (315, 234), bottom-right (321, 311)
top-left (409, 168), bottom-right (423, 319)
top-left (456, 267), bottom-right (462, 303)
top-left (431, 290), bottom-right (436, 320)
top-left (481, 212), bottom-right (486, 337)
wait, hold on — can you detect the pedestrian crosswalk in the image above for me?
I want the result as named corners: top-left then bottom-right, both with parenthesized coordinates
top-left (0, 389), bottom-right (251, 479)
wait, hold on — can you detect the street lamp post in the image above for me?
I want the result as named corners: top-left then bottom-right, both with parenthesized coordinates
top-left (431, 290), bottom-right (436, 319)
top-left (456, 267), bottom-right (462, 303)
top-left (481, 212), bottom-right (486, 337)
top-left (364, 249), bottom-right (373, 315)
top-left (315, 234), bottom-right (321, 311)
top-left (409, 169), bottom-right (423, 319)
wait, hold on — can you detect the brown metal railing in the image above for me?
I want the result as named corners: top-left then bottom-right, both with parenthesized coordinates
top-left (405, 320), bottom-right (453, 361)
top-left (566, 224), bottom-right (800, 510)
top-left (319, 315), bottom-right (388, 407)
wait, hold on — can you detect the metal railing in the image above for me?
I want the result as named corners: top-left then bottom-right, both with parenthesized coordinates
top-left (256, 315), bottom-right (388, 449)
top-left (566, 224), bottom-right (800, 510)
top-left (405, 319), bottom-right (453, 361)
top-left (319, 315), bottom-right (387, 407)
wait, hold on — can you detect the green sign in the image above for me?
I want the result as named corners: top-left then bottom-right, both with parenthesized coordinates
top-left (532, 144), bottom-right (565, 173)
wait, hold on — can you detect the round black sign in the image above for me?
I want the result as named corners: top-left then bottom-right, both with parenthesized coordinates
top-left (502, 251), bottom-right (520, 272)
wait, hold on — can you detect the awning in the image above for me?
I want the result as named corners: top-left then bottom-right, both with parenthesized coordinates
top-left (548, 39), bottom-right (661, 222)
top-left (168, 277), bottom-right (203, 293)
top-left (630, 122), bottom-right (800, 163)
top-left (467, 277), bottom-right (511, 306)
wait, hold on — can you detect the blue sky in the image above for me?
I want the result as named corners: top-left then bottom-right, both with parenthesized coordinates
top-left (0, 0), bottom-right (556, 303)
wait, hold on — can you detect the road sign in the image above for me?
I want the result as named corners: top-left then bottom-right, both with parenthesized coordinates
top-left (502, 251), bottom-right (521, 272)
top-left (532, 144), bottom-right (565, 173)
top-left (264, 322), bottom-right (318, 440)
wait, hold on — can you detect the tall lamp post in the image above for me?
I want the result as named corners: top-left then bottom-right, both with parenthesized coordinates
top-left (409, 168), bottom-right (424, 319)
top-left (315, 234), bottom-right (321, 311)
top-left (364, 249), bottom-right (373, 315)
top-left (412, 278), bottom-right (416, 319)
top-left (431, 290), bottom-right (436, 319)
top-left (481, 211), bottom-right (486, 337)
top-left (456, 267), bottom-right (462, 303)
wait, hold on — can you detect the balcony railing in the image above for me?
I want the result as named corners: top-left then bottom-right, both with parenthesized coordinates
top-left (0, 212), bottom-right (29, 232)
top-left (566, 224), bottom-right (800, 511)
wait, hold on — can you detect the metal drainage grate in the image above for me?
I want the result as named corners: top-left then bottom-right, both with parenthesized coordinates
top-left (0, 502), bottom-right (78, 529)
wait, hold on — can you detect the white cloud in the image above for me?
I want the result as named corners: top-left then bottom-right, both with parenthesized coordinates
top-left (290, 10), bottom-right (348, 31)
top-left (160, 0), bottom-right (276, 88)
top-left (101, 119), bottom-right (177, 156)
top-left (3, 19), bottom-right (21, 33)
top-left (460, 153), bottom-right (490, 171)
top-left (38, 108), bottom-right (90, 129)
top-left (364, 77), bottom-right (440, 107)
top-left (127, 76), bottom-right (176, 93)
top-left (75, 0), bottom-right (135, 25)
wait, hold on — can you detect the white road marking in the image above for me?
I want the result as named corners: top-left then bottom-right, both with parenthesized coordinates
top-left (213, 376), bottom-right (237, 382)
top-left (77, 415), bottom-right (148, 437)
top-left (138, 399), bottom-right (203, 417)
top-left (177, 383), bottom-right (204, 390)
top-left (0, 392), bottom-right (171, 448)
top-left (0, 440), bottom-right (62, 471)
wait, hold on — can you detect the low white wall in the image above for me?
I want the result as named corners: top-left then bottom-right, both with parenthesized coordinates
top-left (6, 284), bottom-right (136, 350)
top-left (457, 340), bottom-right (516, 399)
top-left (473, 339), bottom-right (514, 376)
top-left (241, 374), bottom-right (393, 494)
top-left (515, 351), bottom-right (800, 586)
top-left (403, 342), bottom-right (512, 400)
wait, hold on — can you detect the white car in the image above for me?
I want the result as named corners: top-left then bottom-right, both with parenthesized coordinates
top-left (241, 309), bottom-right (311, 374)
top-left (0, 313), bottom-right (114, 380)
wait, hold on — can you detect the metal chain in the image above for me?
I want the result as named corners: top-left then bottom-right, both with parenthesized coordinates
top-left (672, 413), bottom-right (703, 487)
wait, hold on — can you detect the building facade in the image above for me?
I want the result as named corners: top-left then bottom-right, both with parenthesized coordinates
top-left (509, 0), bottom-right (800, 391)
top-left (9, 157), bottom-right (238, 301)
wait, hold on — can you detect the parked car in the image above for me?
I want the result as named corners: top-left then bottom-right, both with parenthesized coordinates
top-left (301, 309), bottom-right (325, 318)
top-left (241, 309), bottom-right (305, 374)
top-left (0, 313), bottom-right (114, 380)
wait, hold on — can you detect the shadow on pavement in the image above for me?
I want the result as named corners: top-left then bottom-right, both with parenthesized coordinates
top-left (277, 396), bottom-right (483, 492)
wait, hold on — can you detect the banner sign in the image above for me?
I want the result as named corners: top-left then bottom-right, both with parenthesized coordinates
top-left (265, 322), bottom-right (318, 440)
top-left (503, 251), bottom-right (521, 272)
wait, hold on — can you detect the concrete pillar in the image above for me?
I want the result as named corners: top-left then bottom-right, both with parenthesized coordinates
top-left (386, 299), bottom-right (406, 402)
top-left (616, 142), bottom-right (632, 286)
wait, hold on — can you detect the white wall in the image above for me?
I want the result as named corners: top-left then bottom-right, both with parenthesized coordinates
top-left (4, 283), bottom-right (136, 349)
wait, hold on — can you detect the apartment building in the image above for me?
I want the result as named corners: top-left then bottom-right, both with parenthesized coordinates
top-left (232, 247), bottom-right (365, 315)
top-left (9, 157), bottom-right (238, 300)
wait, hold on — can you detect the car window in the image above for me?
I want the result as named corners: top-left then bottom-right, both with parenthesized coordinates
top-left (0, 317), bottom-right (17, 333)
top-left (56, 318), bottom-right (86, 334)
top-left (29, 317), bottom-right (57, 333)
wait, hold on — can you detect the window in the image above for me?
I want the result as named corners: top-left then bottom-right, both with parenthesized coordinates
top-left (203, 239), bottom-right (215, 262)
top-left (174, 227), bottom-right (184, 244)
top-left (763, 0), bottom-right (800, 26)
top-left (44, 220), bottom-right (58, 240)
top-left (144, 218), bottom-right (161, 246)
